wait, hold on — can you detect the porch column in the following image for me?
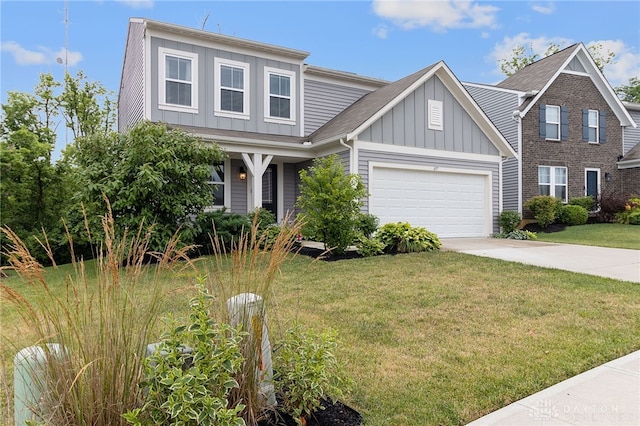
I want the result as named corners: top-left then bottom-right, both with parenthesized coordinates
top-left (241, 153), bottom-right (273, 212)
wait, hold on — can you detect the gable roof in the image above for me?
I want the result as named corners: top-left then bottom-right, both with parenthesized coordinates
top-left (501, 43), bottom-right (636, 128)
top-left (309, 61), bottom-right (516, 158)
top-left (618, 141), bottom-right (640, 169)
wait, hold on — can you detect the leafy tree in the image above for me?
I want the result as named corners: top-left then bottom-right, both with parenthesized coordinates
top-left (296, 154), bottom-right (367, 255)
top-left (616, 77), bottom-right (640, 103)
top-left (72, 120), bottom-right (226, 252)
top-left (500, 42), bottom-right (615, 76)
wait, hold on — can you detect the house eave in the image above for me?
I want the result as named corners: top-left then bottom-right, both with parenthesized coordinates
top-left (617, 159), bottom-right (640, 169)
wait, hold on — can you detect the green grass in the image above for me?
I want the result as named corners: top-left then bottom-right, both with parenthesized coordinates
top-left (2, 251), bottom-right (640, 425)
top-left (533, 223), bottom-right (640, 249)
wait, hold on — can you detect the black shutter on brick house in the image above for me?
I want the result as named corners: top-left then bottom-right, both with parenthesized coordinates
top-left (599, 110), bottom-right (606, 143)
top-left (539, 104), bottom-right (546, 139)
top-left (561, 106), bottom-right (568, 141)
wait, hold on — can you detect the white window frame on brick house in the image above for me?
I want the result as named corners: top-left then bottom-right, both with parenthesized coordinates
top-left (587, 109), bottom-right (599, 143)
top-left (264, 67), bottom-right (296, 125)
top-left (538, 165), bottom-right (567, 202)
top-left (428, 99), bottom-right (443, 131)
top-left (545, 105), bottom-right (561, 141)
top-left (214, 58), bottom-right (250, 120)
top-left (158, 47), bottom-right (198, 113)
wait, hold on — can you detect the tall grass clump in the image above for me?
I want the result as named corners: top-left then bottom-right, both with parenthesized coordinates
top-left (1, 202), bottom-right (193, 425)
top-left (204, 211), bottom-right (302, 425)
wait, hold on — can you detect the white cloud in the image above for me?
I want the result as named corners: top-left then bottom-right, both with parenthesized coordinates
top-left (1, 41), bottom-right (83, 67)
top-left (530, 2), bottom-right (555, 15)
top-left (372, 0), bottom-right (499, 32)
top-left (373, 23), bottom-right (389, 39)
top-left (114, 0), bottom-right (154, 9)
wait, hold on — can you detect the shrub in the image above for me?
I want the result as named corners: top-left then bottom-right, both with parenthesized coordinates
top-left (194, 209), bottom-right (251, 254)
top-left (376, 222), bottom-right (441, 254)
top-left (524, 196), bottom-right (562, 228)
top-left (273, 324), bottom-right (351, 426)
top-left (597, 189), bottom-right (628, 223)
top-left (247, 207), bottom-right (276, 232)
top-left (499, 210), bottom-right (521, 233)
top-left (569, 196), bottom-right (596, 212)
top-left (124, 282), bottom-right (246, 426)
top-left (296, 155), bottom-right (368, 255)
top-left (355, 213), bottom-right (379, 239)
top-left (616, 196), bottom-right (640, 225)
top-left (559, 204), bottom-right (589, 226)
top-left (355, 235), bottom-right (385, 257)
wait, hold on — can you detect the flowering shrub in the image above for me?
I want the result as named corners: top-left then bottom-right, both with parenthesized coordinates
top-left (616, 196), bottom-right (640, 225)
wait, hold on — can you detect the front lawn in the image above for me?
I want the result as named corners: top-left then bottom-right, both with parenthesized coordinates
top-left (2, 251), bottom-right (639, 425)
top-left (533, 223), bottom-right (640, 249)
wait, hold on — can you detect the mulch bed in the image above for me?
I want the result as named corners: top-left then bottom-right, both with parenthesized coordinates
top-left (293, 245), bottom-right (363, 262)
top-left (257, 399), bottom-right (362, 426)
top-left (522, 222), bottom-right (567, 233)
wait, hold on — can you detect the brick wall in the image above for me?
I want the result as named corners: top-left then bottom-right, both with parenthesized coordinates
top-left (521, 73), bottom-right (624, 215)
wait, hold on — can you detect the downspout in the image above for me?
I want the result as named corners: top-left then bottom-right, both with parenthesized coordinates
top-left (511, 109), bottom-right (523, 215)
top-left (339, 138), bottom-right (355, 174)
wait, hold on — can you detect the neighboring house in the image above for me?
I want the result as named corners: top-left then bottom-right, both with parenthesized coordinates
top-left (118, 18), bottom-right (515, 238)
top-left (618, 102), bottom-right (640, 195)
top-left (464, 43), bottom-right (637, 215)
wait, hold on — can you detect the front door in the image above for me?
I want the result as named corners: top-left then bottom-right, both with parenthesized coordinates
top-left (262, 164), bottom-right (277, 218)
top-left (585, 169), bottom-right (600, 200)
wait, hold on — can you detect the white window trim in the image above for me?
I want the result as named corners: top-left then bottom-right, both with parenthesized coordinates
top-left (214, 57), bottom-right (250, 120)
top-left (538, 165), bottom-right (568, 203)
top-left (587, 109), bottom-right (599, 144)
top-left (584, 168), bottom-right (601, 199)
top-left (264, 67), bottom-right (296, 125)
top-left (205, 160), bottom-right (231, 211)
top-left (158, 47), bottom-right (198, 114)
top-left (428, 99), bottom-right (443, 131)
top-left (545, 105), bottom-right (561, 141)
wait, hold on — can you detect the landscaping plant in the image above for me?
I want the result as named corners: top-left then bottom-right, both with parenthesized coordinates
top-left (616, 196), bottom-right (640, 225)
top-left (568, 196), bottom-right (596, 212)
top-left (559, 204), bottom-right (589, 226)
top-left (524, 195), bottom-right (562, 227)
top-left (376, 222), bottom-right (441, 254)
top-left (498, 210), bottom-right (521, 233)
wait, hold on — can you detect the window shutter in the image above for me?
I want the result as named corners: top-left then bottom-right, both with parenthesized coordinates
top-left (561, 106), bottom-right (568, 141)
top-left (539, 104), bottom-right (546, 139)
top-left (599, 110), bottom-right (606, 143)
top-left (582, 109), bottom-right (589, 142)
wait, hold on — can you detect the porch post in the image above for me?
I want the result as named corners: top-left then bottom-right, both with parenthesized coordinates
top-left (241, 153), bottom-right (273, 212)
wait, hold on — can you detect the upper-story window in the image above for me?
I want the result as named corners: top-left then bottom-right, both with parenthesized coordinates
top-left (158, 47), bottom-right (198, 113)
top-left (539, 104), bottom-right (568, 141)
top-left (427, 99), bottom-right (443, 131)
top-left (264, 67), bottom-right (296, 124)
top-left (583, 109), bottom-right (606, 144)
top-left (215, 58), bottom-right (250, 120)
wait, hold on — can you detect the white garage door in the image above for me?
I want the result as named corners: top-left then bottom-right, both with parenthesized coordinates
top-left (370, 166), bottom-right (489, 238)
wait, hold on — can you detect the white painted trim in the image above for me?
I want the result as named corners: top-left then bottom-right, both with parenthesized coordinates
top-left (214, 57), bottom-right (250, 120)
top-left (584, 167), bottom-right (601, 198)
top-left (368, 162), bottom-right (493, 237)
top-left (561, 70), bottom-right (590, 77)
top-left (355, 140), bottom-right (503, 163)
top-left (427, 99), bottom-right (444, 131)
top-left (517, 116), bottom-right (523, 214)
top-left (144, 25), bottom-right (152, 120)
top-left (545, 104), bottom-right (561, 141)
top-left (264, 66), bottom-right (296, 125)
top-left (276, 161), bottom-right (284, 223)
top-left (157, 47), bottom-right (199, 113)
top-left (204, 159), bottom-right (231, 211)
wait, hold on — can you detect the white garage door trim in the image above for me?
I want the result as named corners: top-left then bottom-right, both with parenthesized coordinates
top-left (368, 162), bottom-right (493, 238)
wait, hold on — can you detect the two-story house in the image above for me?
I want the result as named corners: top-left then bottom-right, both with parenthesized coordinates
top-left (464, 43), bottom-right (637, 216)
top-left (118, 18), bottom-right (516, 238)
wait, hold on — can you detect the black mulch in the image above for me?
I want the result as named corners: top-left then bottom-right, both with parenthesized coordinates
top-left (522, 223), bottom-right (567, 233)
top-left (257, 399), bottom-right (362, 426)
top-left (293, 245), bottom-right (363, 262)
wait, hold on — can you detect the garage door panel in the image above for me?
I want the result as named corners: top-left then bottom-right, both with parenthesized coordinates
top-left (370, 167), bottom-right (488, 238)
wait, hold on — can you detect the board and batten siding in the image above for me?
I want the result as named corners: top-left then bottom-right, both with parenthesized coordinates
top-left (357, 76), bottom-right (499, 156)
top-left (118, 21), bottom-right (146, 132)
top-left (357, 149), bottom-right (501, 233)
top-left (149, 36), bottom-right (302, 137)
top-left (229, 159), bottom-right (248, 214)
top-left (623, 109), bottom-right (640, 155)
top-left (304, 79), bottom-right (371, 135)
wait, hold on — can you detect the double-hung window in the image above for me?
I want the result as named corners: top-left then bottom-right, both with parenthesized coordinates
top-left (207, 162), bottom-right (228, 208)
top-left (583, 109), bottom-right (606, 144)
top-left (539, 104), bottom-right (567, 141)
top-left (158, 48), bottom-right (198, 113)
top-left (215, 58), bottom-right (250, 119)
top-left (545, 105), bottom-right (560, 140)
top-left (538, 166), bottom-right (567, 202)
top-left (264, 67), bottom-right (295, 124)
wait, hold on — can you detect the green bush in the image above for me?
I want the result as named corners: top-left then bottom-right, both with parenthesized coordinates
top-left (356, 213), bottom-right (380, 239)
top-left (524, 196), bottom-right (562, 228)
top-left (273, 324), bottom-right (351, 426)
top-left (247, 207), bottom-right (276, 232)
top-left (194, 209), bottom-right (251, 253)
top-left (569, 196), bottom-right (596, 212)
top-left (124, 282), bottom-right (246, 426)
top-left (498, 210), bottom-right (521, 233)
top-left (355, 235), bottom-right (385, 257)
top-left (559, 204), bottom-right (589, 226)
top-left (376, 222), bottom-right (441, 254)
top-left (494, 229), bottom-right (537, 240)
top-left (616, 196), bottom-right (640, 225)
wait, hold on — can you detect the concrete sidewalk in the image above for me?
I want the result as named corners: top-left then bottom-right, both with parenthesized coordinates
top-left (440, 238), bottom-right (640, 425)
top-left (441, 238), bottom-right (640, 283)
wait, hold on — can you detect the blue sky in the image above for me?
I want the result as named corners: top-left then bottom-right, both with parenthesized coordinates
top-left (2, 0), bottom-right (639, 155)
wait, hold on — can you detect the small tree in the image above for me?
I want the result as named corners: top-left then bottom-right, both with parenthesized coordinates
top-left (616, 77), bottom-right (640, 103)
top-left (296, 154), bottom-right (367, 255)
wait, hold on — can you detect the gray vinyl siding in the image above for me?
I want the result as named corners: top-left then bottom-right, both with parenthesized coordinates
top-left (566, 57), bottom-right (587, 73)
top-left (623, 109), bottom-right (640, 155)
top-left (304, 79), bottom-right (371, 135)
top-left (150, 36), bottom-right (302, 137)
top-left (118, 21), bottom-right (145, 132)
top-left (358, 76), bottom-right (499, 156)
top-left (502, 157), bottom-right (519, 211)
top-left (229, 159), bottom-right (247, 214)
top-left (357, 149), bottom-right (501, 233)
top-left (283, 163), bottom-right (298, 217)
top-left (464, 84), bottom-right (519, 152)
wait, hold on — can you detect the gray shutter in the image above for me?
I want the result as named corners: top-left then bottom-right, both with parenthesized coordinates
top-left (582, 109), bottom-right (589, 142)
top-left (561, 106), bottom-right (568, 141)
top-left (539, 104), bottom-right (546, 139)
top-left (599, 110), bottom-right (606, 143)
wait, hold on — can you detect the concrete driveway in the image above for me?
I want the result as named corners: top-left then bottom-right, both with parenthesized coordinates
top-left (441, 238), bottom-right (640, 283)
